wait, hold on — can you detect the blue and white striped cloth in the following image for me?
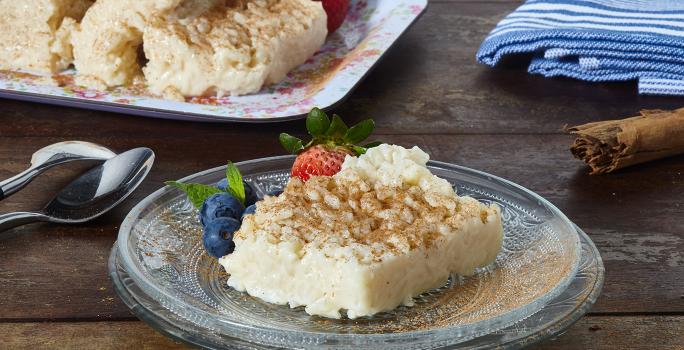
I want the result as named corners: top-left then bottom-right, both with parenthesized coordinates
top-left (477, 0), bottom-right (684, 95)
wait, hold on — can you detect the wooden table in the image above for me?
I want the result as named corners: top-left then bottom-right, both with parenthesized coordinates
top-left (1, 1), bottom-right (683, 349)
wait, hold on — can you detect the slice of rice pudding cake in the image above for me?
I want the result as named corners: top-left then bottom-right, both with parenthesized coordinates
top-left (220, 144), bottom-right (503, 319)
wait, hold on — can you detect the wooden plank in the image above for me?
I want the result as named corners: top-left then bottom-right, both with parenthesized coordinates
top-left (3, 2), bottom-right (684, 136)
top-left (0, 321), bottom-right (187, 350)
top-left (0, 316), bottom-right (681, 349)
top-left (0, 135), bottom-right (682, 320)
top-left (537, 316), bottom-right (684, 350)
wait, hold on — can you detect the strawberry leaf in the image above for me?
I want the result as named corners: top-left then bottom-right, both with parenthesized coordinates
top-left (306, 108), bottom-right (330, 137)
top-left (326, 114), bottom-right (348, 139)
top-left (165, 181), bottom-right (223, 209)
top-left (344, 119), bottom-right (374, 144)
top-left (225, 162), bottom-right (245, 206)
top-left (363, 141), bottom-right (383, 149)
top-left (279, 133), bottom-right (304, 154)
top-left (351, 146), bottom-right (367, 155)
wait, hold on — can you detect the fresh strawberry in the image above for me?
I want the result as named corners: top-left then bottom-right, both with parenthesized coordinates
top-left (291, 145), bottom-right (350, 181)
top-left (315, 0), bottom-right (350, 33)
top-left (280, 108), bottom-right (380, 182)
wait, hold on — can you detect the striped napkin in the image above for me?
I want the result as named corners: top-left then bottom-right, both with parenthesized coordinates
top-left (477, 0), bottom-right (684, 95)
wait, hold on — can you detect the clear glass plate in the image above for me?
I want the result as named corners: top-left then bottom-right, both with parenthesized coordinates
top-left (109, 224), bottom-right (603, 349)
top-left (114, 156), bottom-right (585, 349)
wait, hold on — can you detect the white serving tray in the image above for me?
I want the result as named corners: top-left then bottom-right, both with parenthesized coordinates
top-left (0, 0), bottom-right (427, 122)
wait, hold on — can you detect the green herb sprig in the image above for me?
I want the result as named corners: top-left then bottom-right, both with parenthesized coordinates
top-left (166, 162), bottom-right (246, 209)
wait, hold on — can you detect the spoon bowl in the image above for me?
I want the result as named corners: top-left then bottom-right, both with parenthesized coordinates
top-left (0, 148), bottom-right (155, 232)
top-left (30, 141), bottom-right (116, 168)
top-left (0, 141), bottom-right (117, 200)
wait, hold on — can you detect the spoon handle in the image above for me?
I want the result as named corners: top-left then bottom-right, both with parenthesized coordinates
top-left (0, 167), bottom-right (42, 200)
top-left (0, 212), bottom-right (49, 232)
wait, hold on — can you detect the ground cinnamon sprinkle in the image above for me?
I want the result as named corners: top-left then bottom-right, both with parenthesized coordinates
top-left (237, 173), bottom-right (499, 262)
top-left (480, 210), bottom-right (489, 224)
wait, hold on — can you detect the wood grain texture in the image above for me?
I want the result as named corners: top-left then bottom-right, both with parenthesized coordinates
top-left (0, 322), bottom-right (187, 350)
top-left (0, 316), bottom-right (681, 349)
top-left (537, 316), bottom-right (684, 350)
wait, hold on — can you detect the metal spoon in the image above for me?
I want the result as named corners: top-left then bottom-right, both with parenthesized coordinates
top-left (0, 148), bottom-right (154, 232)
top-left (0, 141), bottom-right (117, 200)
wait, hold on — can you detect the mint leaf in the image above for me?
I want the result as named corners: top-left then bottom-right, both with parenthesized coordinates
top-left (344, 119), bottom-right (375, 144)
top-left (165, 181), bottom-right (223, 209)
top-left (326, 114), bottom-right (348, 139)
top-left (225, 162), bottom-right (245, 206)
top-left (306, 108), bottom-right (330, 137)
top-left (279, 133), bottom-right (304, 154)
top-left (363, 141), bottom-right (382, 149)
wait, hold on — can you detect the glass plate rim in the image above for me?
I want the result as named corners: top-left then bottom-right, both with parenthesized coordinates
top-left (116, 155), bottom-right (582, 344)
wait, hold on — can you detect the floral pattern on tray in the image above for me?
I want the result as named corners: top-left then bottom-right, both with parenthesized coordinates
top-left (0, 0), bottom-right (427, 122)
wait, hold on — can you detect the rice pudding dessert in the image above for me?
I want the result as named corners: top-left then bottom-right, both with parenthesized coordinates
top-left (143, 0), bottom-right (327, 98)
top-left (72, 0), bottom-right (327, 97)
top-left (3, 0), bottom-right (328, 99)
top-left (0, 0), bottom-right (94, 73)
top-left (219, 144), bottom-right (503, 319)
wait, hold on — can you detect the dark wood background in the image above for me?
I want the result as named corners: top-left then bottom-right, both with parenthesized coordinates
top-left (1, 0), bottom-right (682, 348)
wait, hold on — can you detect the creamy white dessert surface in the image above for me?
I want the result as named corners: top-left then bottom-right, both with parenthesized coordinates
top-left (3, 0), bottom-right (326, 99)
top-left (0, 0), bottom-right (94, 73)
top-left (143, 0), bottom-right (327, 98)
top-left (219, 144), bottom-right (504, 319)
top-left (71, 0), bottom-right (185, 89)
top-left (339, 144), bottom-right (455, 197)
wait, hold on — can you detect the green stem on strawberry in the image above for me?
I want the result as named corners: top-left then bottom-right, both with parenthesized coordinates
top-left (280, 107), bottom-right (381, 156)
top-left (280, 108), bottom-right (382, 182)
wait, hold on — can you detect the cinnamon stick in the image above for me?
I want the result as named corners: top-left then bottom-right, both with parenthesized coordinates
top-left (567, 108), bottom-right (684, 174)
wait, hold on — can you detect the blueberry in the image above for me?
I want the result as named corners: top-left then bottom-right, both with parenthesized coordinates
top-left (216, 179), bottom-right (258, 207)
top-left (216, 178), bottom-right (229, 191)
top-left (243, 182), bottom-right (258, 207)
top-left (199, 192), bottom-right (244, 226)
top-left (266, 189), bottom-right (283, 197)
top-left (202, 217), bottom-right (240, 258)
top-left (241, 204), bottom-right (257, 220)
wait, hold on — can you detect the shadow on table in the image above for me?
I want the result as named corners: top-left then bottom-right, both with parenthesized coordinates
top-left (563, 153), bottom-right (684, 226)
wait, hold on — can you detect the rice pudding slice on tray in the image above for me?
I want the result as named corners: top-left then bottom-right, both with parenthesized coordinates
top-left (71, 0), bottom-right (326, 98)
top-left (220, 144), bottom-right (503, 319)
top-left (143, 0), bottom-right (327, 99)
top-left (71, 0), bottom-right (185, 89)
top-left (0, 0), bottom-right (94, 73)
